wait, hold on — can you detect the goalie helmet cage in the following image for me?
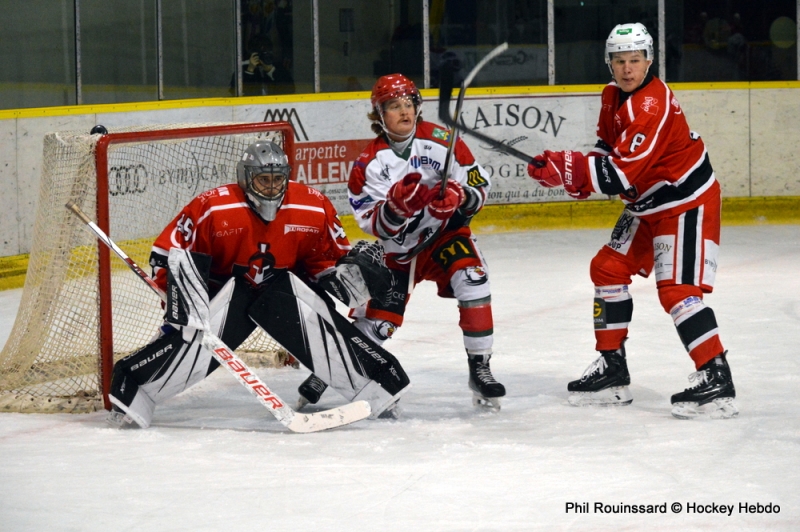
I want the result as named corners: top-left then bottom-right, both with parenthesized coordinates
top-left (0, 121), bottom-right (294, 414)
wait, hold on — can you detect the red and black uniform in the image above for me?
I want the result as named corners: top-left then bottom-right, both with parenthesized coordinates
top-left (584, 73), bottom-right (723, 368)
top-left (150, 181), bottom-right (350, 296)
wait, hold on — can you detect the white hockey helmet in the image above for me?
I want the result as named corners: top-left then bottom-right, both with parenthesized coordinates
top-left (236, 141), bottom-right (291, 222)
top-left (605, 23), bottom-right (654, 66)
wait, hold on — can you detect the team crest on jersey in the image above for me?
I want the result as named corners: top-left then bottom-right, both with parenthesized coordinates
top-left (466, 167), bottom-right (488, 187)
top-left (239, 242), bottom-right (276, 287)
top-left (432, 127), bottom-right (450, 143)
top-left (379, 165), bottom-right (392, 181)
top-left (641, 96), bottom-right (659, 115)
top-left (464, 266), bottom-right (488, 286)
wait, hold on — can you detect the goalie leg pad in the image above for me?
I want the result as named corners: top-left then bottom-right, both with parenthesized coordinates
top-left (108, 278), bottom-right (257, 428)
top-left (248, 271), bottom-right (411, 418)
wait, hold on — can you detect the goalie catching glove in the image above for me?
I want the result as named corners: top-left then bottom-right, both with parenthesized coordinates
top-left (527, 150), bottom-right (590, 199)
top-left (320, 240), bottom-right (396, 307)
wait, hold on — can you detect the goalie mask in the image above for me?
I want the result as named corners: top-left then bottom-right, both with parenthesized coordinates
top-left (605, 22), bottom-right (653, 72)
top-left (236, 141), bottom-right (291, 222)
top-left (371, 73), bottom-right (422, 140)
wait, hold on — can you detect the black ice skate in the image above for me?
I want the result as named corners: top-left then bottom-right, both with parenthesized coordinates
top-left (671, 352), bottom-right (738, 420)
top-left (295, 373), bottom-right (328, 410)
top-left (468, 354), bottom-right (505, 411)
top-left (567, 342), bottom-right (632, 406)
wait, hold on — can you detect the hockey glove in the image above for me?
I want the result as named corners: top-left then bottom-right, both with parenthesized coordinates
top-left (528, 150), bottom-right (590, 199)
top-left (336, 240), bottom-right (396, 306)
top-left (385, 172), bottom-right (436, 218)
top-left (428, 180), bottom-right (466, 220)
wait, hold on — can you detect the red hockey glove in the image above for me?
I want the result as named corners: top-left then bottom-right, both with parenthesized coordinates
top-left (385, 173), bottom-right (436, 217)
top-left (428, 180), bottom-right (466, 220)
top-left (528, 150), bottom-right (590, 199)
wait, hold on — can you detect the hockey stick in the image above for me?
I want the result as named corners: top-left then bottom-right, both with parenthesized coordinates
top-left (65, 201), bottom-right (371, 433)
top-left (438, 42), bottom-right (511, 196)
top-left (437, 51), bottom-right (543, 168)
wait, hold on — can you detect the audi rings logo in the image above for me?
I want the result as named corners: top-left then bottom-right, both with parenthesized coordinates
top-left (109, 164), bottom-right (148, 196)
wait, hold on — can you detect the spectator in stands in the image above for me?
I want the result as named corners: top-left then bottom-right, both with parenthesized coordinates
top-left (231, 35), bottom-right (295, 96)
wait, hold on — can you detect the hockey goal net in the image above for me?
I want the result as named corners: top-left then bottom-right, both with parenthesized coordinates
top-left (0, 121), bottom-right (295, 414)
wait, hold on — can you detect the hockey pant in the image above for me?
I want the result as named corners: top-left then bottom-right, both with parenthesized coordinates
top-left (351, 228), bottom-right (494, 356)
top-left (591, 203), bottom-right (724, 369)
top-left (110, 272), bottom-right (410, 427)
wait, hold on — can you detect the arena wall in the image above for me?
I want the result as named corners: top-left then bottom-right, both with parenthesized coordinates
top-left (1, 82), bottom-right (799, 289)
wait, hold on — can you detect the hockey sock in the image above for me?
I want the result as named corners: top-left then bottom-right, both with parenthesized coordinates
top-left (669, 296), bottom-right (724, 368)
top-left (593, 285), bottom-right (632, 351)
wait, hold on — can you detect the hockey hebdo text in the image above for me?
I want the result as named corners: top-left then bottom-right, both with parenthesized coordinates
top-left (565, 501), bottom-right (780, 516)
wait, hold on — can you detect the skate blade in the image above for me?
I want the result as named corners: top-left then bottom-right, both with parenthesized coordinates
top-left (671, 397), bottom-right (739, 420)
top-left (472, 393), bottom-right (501, 412)
top-left (568, 386), bottom-right (633, 407)
top-left (294, 396), bottom-right (311, 411)
top-left (105, 409), bottom-right (134, 429)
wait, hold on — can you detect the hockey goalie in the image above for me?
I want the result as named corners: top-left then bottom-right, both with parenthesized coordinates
top-left (107, 140), bottom-right (409, 428)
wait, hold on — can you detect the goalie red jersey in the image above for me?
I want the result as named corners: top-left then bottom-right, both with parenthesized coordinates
top-left (150, 181), bottom-right (350, 293)
top-left (586, 73), bottom-right (718, 219)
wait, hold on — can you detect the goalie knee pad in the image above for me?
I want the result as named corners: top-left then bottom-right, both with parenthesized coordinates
top-left (248, 270), bottom-right (411, 418)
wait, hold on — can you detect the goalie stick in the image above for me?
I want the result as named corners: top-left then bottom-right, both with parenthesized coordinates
top-left (438, 42), bottom-right (512, 196)
top-left (65, 201), bottom-right (371, 433)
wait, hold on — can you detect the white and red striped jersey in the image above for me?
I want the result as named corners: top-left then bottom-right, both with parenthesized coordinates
top-left (348, 121), bottom-right (491, 263)
top-left (150, 181), bottom-right (350, 293)
top-left (586, 73), bottom-right (718, 219)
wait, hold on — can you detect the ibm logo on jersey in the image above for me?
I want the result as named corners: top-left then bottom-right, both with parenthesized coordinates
top-left (409, 155), bottom-right (441, 171)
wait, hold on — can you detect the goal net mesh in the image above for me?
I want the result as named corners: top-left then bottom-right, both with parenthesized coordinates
top-left (0, 123), bottom-right (291, 413)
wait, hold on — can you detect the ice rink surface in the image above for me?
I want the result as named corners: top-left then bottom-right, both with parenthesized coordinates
top-left (1, 225), bottom-right (798, 531)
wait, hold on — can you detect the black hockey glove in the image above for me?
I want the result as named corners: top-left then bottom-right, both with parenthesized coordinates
top-left (337, 240), bottom-right (396, 306)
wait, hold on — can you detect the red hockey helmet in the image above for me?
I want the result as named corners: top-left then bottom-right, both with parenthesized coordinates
top-left (370, 74), bottom-right (422, 112)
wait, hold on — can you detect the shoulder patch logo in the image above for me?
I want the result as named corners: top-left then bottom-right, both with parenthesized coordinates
top-left (432, 127), bottom-right (450, 142)
top-left (466, 167), bottom-right (488, 188)
top-left (641, 96), bottom-right (659, 115)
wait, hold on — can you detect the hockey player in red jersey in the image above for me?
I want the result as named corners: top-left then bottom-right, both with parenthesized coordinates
top-left (107, 140), bottom-right (409, 428)
top-left (333, 72), bottom-right (504, 410)
top-left (527, 23), bottom-right (737, 419)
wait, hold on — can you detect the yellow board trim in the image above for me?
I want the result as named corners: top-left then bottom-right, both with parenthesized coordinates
top-left (2, 196), bottom-right (798, 291)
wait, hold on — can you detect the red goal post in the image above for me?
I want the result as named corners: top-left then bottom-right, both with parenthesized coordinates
top-left (0, 121), bottom-right (294, 413)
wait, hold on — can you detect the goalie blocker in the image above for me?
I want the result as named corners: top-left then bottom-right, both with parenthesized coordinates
top-left (110, 258), bottom-right (410, 428)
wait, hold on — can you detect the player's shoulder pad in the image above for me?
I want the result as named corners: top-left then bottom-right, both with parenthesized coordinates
top-left (287, 180), bottom-right (327, 205)
top-left (417, 121), bottom-right (450, 147)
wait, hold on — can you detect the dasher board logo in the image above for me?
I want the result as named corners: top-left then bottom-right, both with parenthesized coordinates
top-left (262, 107), bottom-right (308, 141)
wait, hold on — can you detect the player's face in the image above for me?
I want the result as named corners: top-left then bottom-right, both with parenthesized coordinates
top-left (610, 51), bottom-right (652, 92)
top-left (382, 96), bottom-right (416, 141)
top-left (251, 172), bottom-right (287, 200)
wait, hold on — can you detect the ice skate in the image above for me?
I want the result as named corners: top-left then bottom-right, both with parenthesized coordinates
top-left (671, 353), bottom-right (738, 420)
top-left (468, 354), bottom-right (505, 411)
top-left (105, 406), bottom-right (134, 428)
top-left (567, 342), bottom-right (632, 406)
top-left (295, 373), bottom-right (328, 410)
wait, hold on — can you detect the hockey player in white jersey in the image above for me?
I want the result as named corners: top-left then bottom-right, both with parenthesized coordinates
top-left (298, 73), bottom-right (505, 412)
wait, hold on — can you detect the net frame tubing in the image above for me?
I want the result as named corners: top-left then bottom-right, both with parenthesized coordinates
top-left (94, 121), bottom-right (294, 409)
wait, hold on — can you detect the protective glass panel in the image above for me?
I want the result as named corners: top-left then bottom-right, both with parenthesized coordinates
top-left (430, 0), bottom-right (549, 88)
top-left (318, 0), bottom-right (424, 93)
top-left (668, 0), bottom-right (797, 82)
top-left (237, 0), bottom-right (299, 96)
top-left (554, 0), bottom-right (659, 85)
top-left (0, 0), bottom-right (77, 109)
top-left (80, 0), bottom-right (158, 104)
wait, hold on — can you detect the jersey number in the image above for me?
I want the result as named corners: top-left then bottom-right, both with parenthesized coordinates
top-left (630, 133), bottom-right (647, 153)
top-left (176, 214), bottom-right (194, 242)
